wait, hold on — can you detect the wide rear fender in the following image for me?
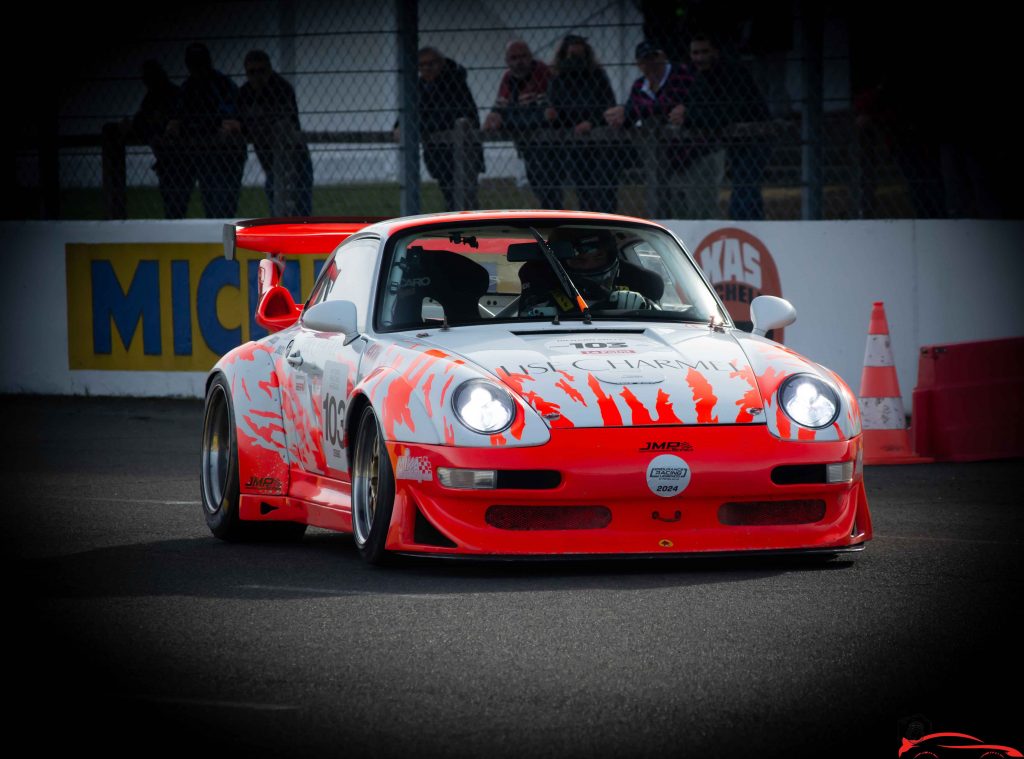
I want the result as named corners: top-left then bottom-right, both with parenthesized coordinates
top-left (210, 338), bottom-right (290, 495)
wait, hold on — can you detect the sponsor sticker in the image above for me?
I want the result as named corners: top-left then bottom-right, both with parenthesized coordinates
top-left (244, 476), bottom-right (283, 493)
top-left (396, 455), bottom-right (433, 482)
top-left (640, 441), bottom-right (693, 452)
top-left (645, 454), bottom-right (691, 498)
top-left (543, 337), bottom-right (657, 355)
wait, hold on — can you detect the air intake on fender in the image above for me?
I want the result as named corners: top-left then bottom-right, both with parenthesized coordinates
top-left (486, 506), bottom-right (611, 531)
top-left (413, 504), bottom-right (457, 547)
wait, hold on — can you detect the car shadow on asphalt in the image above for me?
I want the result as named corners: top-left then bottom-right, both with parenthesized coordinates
top-left (14, 528), bottom-right (856, 603)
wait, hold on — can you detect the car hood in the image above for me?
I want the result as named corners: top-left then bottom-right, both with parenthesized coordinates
top-left (412, 324), bottom-right (766, 428)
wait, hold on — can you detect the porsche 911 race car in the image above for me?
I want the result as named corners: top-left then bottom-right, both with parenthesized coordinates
top-left (201, 211), bottom-right (872, 563)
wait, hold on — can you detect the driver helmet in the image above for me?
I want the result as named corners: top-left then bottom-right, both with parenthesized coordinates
top-left (551, 228), bottom-right (619, 295)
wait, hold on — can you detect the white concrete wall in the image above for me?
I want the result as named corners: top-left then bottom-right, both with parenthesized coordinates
top-left (665, 220), bottom-right (1024, 402)
top-left (2, 219), bottom-right (1022, 401)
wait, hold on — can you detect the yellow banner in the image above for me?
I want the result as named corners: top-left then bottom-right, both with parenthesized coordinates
top-left (66, 243), bottom-right (325, 371)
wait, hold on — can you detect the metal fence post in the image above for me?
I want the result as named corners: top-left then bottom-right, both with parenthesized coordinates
top-left (397, 0), bottom-right (420, 216)
top-left (641, 127), bottom-right (660, 218)
top-left (41, 109), bottom-right (61, 219)
top-left (278, 1), bottom-right (296, 85)
top-left (452, 120), bottom-right (469, 211)
top-left (101, 123), bottom-right (127, 220)
top-left (850, 114), bottom-right (864, 218)
top-left (800, 0), bottom-right (824, 220)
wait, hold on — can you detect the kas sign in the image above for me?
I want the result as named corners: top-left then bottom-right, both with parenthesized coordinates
top-left (66, 243), bottom-right (325, 371)
top-left (692, 228), bottom-right (785, 342)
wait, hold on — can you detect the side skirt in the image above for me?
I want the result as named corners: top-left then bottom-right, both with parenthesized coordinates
top-left (239, 468), bottom-right (353, 533)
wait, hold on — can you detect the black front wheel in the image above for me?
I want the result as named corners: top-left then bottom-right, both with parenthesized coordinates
top-left (351, 406), bottom-right (396, 564)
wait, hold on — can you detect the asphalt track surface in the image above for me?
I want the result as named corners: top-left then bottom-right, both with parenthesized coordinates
top-left (7, 396), bottom-right (1023, 757)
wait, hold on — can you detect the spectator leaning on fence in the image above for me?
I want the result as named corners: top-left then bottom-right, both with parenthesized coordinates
top-left (545, 35), bottom-right (618, 213)
top-left (680, 33), bottom-right (771, 220)
top-left (604, 41), bottom-right (694, 218)
top-left (165, 43), bottom-right (247, 218)
top-left (238, 50), bottom-right (314, 217)
top-left (395, 47), bottom-right (483, 212)
top-left (482, 40), bottom-right (559, 209)
top-left (126, 60), bottom-right (184, 219)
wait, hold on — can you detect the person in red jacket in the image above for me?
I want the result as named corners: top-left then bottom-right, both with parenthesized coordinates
top-left (482, 40), bottom-right (559, 209)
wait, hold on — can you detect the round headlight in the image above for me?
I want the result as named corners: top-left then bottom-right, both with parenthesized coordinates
top-left (452, 380), bottom-right (516, 434)
top-left (779, 374), bottom-right (840, 429)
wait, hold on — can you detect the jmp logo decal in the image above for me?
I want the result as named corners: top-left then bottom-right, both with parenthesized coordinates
top-left (645, 454), bottom-right (692, 498)
top-left (693, 228), bottom-right (784, 342)
top-left (244, 476), bottom-right (282, 493)
top-left (640, 441), bottom-right (693, 452)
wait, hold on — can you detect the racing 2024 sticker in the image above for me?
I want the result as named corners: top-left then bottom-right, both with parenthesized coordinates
top-left (646, 454), bottom-right (692, 498)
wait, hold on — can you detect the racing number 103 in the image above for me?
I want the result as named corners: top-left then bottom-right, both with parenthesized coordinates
top-left (571, 341), bottom-right (627, 349)
top-left (323, 394), bottom-right (345, 448)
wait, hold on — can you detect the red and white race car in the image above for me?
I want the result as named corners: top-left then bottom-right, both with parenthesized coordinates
top-left (201, 211), bottom-right (871, 563)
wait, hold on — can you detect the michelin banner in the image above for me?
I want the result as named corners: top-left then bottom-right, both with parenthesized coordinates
top-left (66, 243), bottom-right (325, 372)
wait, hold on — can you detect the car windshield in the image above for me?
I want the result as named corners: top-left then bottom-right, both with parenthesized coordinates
top-left (376, 221), bottom-right (726, 330)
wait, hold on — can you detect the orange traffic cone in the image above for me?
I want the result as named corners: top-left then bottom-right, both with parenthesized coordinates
top-left (858, 302), bottom-right (931, 464)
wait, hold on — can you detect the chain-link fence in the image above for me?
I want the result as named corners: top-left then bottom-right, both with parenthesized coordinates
top-left (11, 1), bottom-right (1010, 221)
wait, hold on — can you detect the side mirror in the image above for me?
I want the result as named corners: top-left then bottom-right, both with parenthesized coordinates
top-left (750, 295), bottom-right (796, 337)
top-left (256, 285), bottom-right (303, 333)
top-left (302, 300), bottom-right (360, 343)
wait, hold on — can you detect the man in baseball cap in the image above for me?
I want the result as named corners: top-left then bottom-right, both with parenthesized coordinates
top-left (603, 41), bottom-right (694, 216)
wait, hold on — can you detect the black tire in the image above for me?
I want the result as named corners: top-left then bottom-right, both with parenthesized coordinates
top-left (351, 406), bottom-right (396, 564)
top-left (200, 373), bottom-right (306, 542)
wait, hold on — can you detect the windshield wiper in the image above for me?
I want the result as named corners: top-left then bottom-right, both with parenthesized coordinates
top-left (527, 226), bottom-right (591, 325)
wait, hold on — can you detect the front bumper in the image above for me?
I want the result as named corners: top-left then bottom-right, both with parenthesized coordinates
top-left (384, 425), bottom-right (871, 556)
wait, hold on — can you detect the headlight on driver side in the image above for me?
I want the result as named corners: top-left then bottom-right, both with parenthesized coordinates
top-left (452, 379), bottom-right (516, 434)
top-left (779, 374), bottom-right (840, 429)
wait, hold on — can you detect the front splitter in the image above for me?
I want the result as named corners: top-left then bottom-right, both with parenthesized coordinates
top-left (395, 542), bottom-right (866, 562)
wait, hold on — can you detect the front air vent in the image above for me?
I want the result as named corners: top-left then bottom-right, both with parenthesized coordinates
top-left (719, 500), bottom-right (826, 526)
top-left (413, 504), bottom-right (457, 547)
top-left (486, 505), bottom-right (611, 531)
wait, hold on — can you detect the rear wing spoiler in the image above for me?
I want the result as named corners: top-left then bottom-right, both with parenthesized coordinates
top-left (222, 216), bottom-right (388, 260)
